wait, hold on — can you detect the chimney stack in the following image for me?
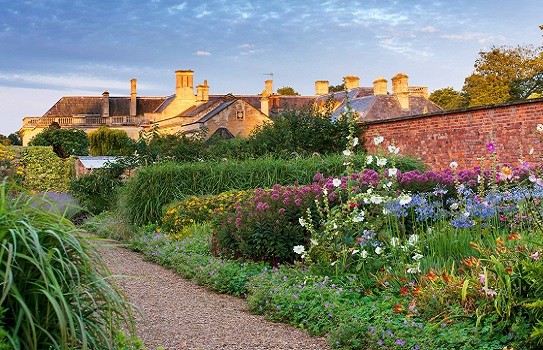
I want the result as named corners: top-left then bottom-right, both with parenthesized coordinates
top-left (408, 86), bottom-right (429, 99)
top-left (315, 80), bottom-right (329, 95)
top-left (264, 79), bottom-right (273, 96)
top-left (130, 78), bottom-right (137, 117)
top-left (101, 91), bottom-right (109, 117)
top-left (373, 77), bottom-right (388, 95)
top-left (391, 73), bottom-right (409, 109)
top-left (260, 95), bottom-right (269, 116)
top-left (175, 69), bottom-right (195, 98)
top-left (197, 80), bottom-right (210, 101)
top-left (343, 75), bottom-right (360, 90)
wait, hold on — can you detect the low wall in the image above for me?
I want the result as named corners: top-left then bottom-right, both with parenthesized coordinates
top-left (363, 98), bottom-right (543, 170)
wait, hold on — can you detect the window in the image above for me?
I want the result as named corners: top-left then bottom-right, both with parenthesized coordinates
top-left (236, 110), bottom-right (244, 119)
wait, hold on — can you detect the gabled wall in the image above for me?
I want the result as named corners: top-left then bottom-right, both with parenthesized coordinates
top-left (363, 98), bottom-right (543, 170)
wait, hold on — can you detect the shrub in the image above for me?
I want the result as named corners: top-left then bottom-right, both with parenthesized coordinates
top-left (19, 146), bottom-right (75, 192)
top-left (69, 165), bottom-right (124, 214)
top-left (88, 127), bottom-right (136, 156)
top-left (0, 181), bottom-right (134, 349)
top-left (28, 127), bottom-right (89, 158)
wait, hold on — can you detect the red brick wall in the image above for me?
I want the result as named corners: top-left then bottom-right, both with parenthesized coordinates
top-left (363, 98), bottom-right (543, 170)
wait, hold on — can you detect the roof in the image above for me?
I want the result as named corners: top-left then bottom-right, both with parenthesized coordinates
top-left (331, 94), bottom-right (442, 121)
top-left (77, 156), bottom-right (120, 169)
top-left (43, 96), bottom-right (169, 117)
top-left (196, 100), bottom-right (237, 123)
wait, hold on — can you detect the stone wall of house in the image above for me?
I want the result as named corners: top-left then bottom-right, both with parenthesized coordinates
top-left (363, 98), bottom-right (543, 170)
top-left (204, 100), bottom-right (269, 138)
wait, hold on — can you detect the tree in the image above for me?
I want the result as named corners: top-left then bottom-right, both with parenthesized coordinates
top-left (88, 126), bottom-right (136, 156)
top-left (29, 127), bottom-right (89, 158)
top-left (329, 83), bottom-right (346, 92)
top-left (8, 132), bottom-right (22, 146)
top-left (276, 86), bottom-right (300, 96)
top-left (462, 44), bottom-right (543, 107)
top-left (0, 135), bottom-right (9, 146)
top-left (429, 87), bottom-right (468, 110)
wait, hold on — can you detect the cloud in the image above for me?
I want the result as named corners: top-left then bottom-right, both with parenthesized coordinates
top-left (195, 50), bottom-right (211, 56)
top-left (0, 72), bottom-right (129, 90)
top-left (440, 32), bottom-right (506, 44)
top-left (167, 2), bottom-right (187, 14)
top-left (420, 26), bottom-right (438, 33)
top-left (379, 38), bottom-right (432, 59)
top-left (238, 43), bottom-right (254, 49)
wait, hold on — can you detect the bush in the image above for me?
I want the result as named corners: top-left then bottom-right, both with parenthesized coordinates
top-left (28, 127), bottom-right (89, 158)
top-left (88, 127), bottom-right (136, 156)
top-left (0, 181), bottom-right (134, 349)
top-left (20, 146), bottom-right (75, 192)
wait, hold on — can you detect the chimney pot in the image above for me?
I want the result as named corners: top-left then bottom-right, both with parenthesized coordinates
top-left (391, 73), bottom-right (409, 109)
top-left (315, 80), bottom-right (329, 95)
top-left (175, 69), bottom-right (195, 97)
top-left (264, 79), bottom-right (273, 96)
top-left (373, 77), bottom-right (388, 95)
top-left (343, 75), bottom-right (360, 90)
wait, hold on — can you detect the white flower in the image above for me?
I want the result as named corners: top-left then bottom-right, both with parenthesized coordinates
top-left (388, 168), bottom-right (398, 177)
top-left (449, 161), bottom-right (458, 170)
top-left (370, 195), bottom-right (383, 204)
top-left (374, 136), bottom-right (384, 145)
top-left (382, 207), bottom-right (390, 215)
top-left (343, 149), bottom-right (352, 156)
top-left (365, 155), bottom-right (373, 165)
top-left (407, 263), bottom-right (421, 274)
top-left (298, 217), bottom-right (306, 227)
top-left (353, 211), bottom-right (365, 222)
top-left (412, 253), bottom-right (424, 261)
top-left (450, 202), bottom-right (459, 210)
top-left (375, 246), bottom-right (384, 255)
top-left (408, 234), bottom-right (419, 247)
top-left (399, 194), bottom-right (412, 206)
top-left (332, 178), bottom-right (342, 187)
top-left (293, 245), bottom-right (306, 255)
top-left (537, 124), bottom-right (543, 132)
top-left (388, 145), bottom-right (400, 154)
top-left (351, 249), bottom-right (360, 255)
top-left (376, 157), bottom-right (387, 167)
top-left (310, 238), bottom-right (318, 246)
top-left (352, 137), bottom-right (359, 147)
top-left (390, 237), bottom-right (400, 247)
top-left (361, 250), bottom-right (368, 259)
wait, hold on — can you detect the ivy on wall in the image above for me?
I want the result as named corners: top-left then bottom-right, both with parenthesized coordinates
top-left (19, 146), bottom-right (75, 192)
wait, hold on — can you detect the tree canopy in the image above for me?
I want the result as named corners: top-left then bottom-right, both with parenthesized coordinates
top-left (276, 86), bottom-right (300, 96)
top-left (429, 87), bottom-right (468, 110)
top-left (328, 83), bottom-right (346, 92)
top-left (462, 44), bottom-right (543, 107)
top-left (29, 127), bottom-right (89, 158)
top-left (88, 126), bottom-right (135, 156)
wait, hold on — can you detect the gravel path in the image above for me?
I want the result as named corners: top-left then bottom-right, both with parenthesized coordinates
top-left (98, 241), bottom-right (330, 350)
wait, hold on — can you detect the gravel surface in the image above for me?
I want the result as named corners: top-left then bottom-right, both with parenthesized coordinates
top-left (98, 241), bottom-right (330, 350)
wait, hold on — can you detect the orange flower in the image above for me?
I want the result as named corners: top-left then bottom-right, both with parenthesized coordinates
top-left (400, 286), bottom-right (409, 296)
top-left (442, 272), bottom-right (452, 283)
top-left (394, 303), bottom-right (404, 313)
top-left (426, 270), bottom-right (438, 281)
top-left (413, 286), bottom-right (422, 295)
top-left (495, 237), bottom-right (505, 246)
top-left (507, 233), bottom-right (521, 241)
top-left (505, 267), bottom-right (513, 274)
top-left (461, 256), bottom-right (479, 268)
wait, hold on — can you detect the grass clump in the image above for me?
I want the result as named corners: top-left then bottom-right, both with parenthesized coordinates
top-left (0, 181), bottom-right (135, 349)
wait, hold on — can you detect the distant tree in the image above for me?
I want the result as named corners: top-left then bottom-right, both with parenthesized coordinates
top-left (0, 135), bottom-right (9, 146)
top-left (88, 126), bottom-right (136, 156)
top-left (29, 127), bottom-right (89, 158)
top-left (429, 87), bottom-right (468, 110)
top-left (276, 86), bottom-right (300, 96)
top-left (462, 44), bottom-right (543, 107)
top-left (328, 83), bottom-right (346, 92)
top-left (8, 132), bottom-right (22, 146)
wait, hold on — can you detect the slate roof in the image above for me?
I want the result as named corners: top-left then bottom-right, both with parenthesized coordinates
top-left (77, 156), bottom-right (119, 169)
top-left (43, 96), bottom-right (169, 117)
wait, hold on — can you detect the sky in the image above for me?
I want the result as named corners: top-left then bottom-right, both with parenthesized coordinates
top-left (1, 0), bottom-right (542, 136)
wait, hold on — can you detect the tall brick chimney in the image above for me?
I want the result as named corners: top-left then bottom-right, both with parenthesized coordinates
top-left (315, 80), bottom-right (329, 95)
top-left (101, 91), bottom-right (109, 117)
top-left (343, 75), bottom-right (360, 90)
top-left (392, 73), bottom-right (409, 109)
top-left (130, 78), bottom-right (137, 117)
top-left (373, 77), bottom-right (388, 95)
top-left (264, 79), bottom-right (273, 96)
top-left (197, 80), bottom-right (210, 101)
top-left (176, 70), bottom-right (195, 98)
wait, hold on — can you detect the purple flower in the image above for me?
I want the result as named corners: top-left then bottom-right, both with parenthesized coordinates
top-left (395, 338), bottom-right (406, 346)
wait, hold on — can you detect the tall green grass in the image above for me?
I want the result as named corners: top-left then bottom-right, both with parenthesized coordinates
top-left (118, 154), bottom-right (425, 226)
top-left (0, 181), bottom-right (134, 349)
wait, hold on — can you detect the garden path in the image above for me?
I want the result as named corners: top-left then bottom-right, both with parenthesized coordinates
top-left (98, 240), bottom-right (330, 350)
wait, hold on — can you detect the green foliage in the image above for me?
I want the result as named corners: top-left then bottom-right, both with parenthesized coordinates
top-left (20, 146), bottom-right (75, 192)
top-left (429, 87), bottom-right (468, 110)
top-left (0, 181), bottom-right (134, 349)
top-left (88, 126), bottom-right (136, 156)
top-left (144, 133), bottom-right (206, 163)
top-left (247, 106), bottom-right (361, 158)
top-left (8, 133), bottom-right (22, 146)
top-left (69, 165), bottom-right (124, 214)
top-left (328, 82), bottom-right (346, 92)
top-left (276, 86), bottom-right (300, 96)
top-left (117, 155), bottom-right (361, 226)
top-left (81, 211), bottom-right (136, 242)
top-left (29, 127), bottom-right (89, 158)
top-left (462, 44), bottom-right (543, 107)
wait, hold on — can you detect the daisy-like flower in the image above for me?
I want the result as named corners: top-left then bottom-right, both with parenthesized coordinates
top-left (293, 245), bottom-right (306, 255)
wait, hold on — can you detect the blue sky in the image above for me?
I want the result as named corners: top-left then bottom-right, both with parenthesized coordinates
top-left (1, 0), bottom-right (542, 135)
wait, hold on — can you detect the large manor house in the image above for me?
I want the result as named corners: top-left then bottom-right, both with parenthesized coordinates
top-left (19, 70), bottom-right (442, 146)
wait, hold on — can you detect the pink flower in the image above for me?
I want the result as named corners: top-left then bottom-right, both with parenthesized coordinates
top-left (531, 251), bottom-right (540, 260)
top-left (486, 142), bottom-right (496, 153)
